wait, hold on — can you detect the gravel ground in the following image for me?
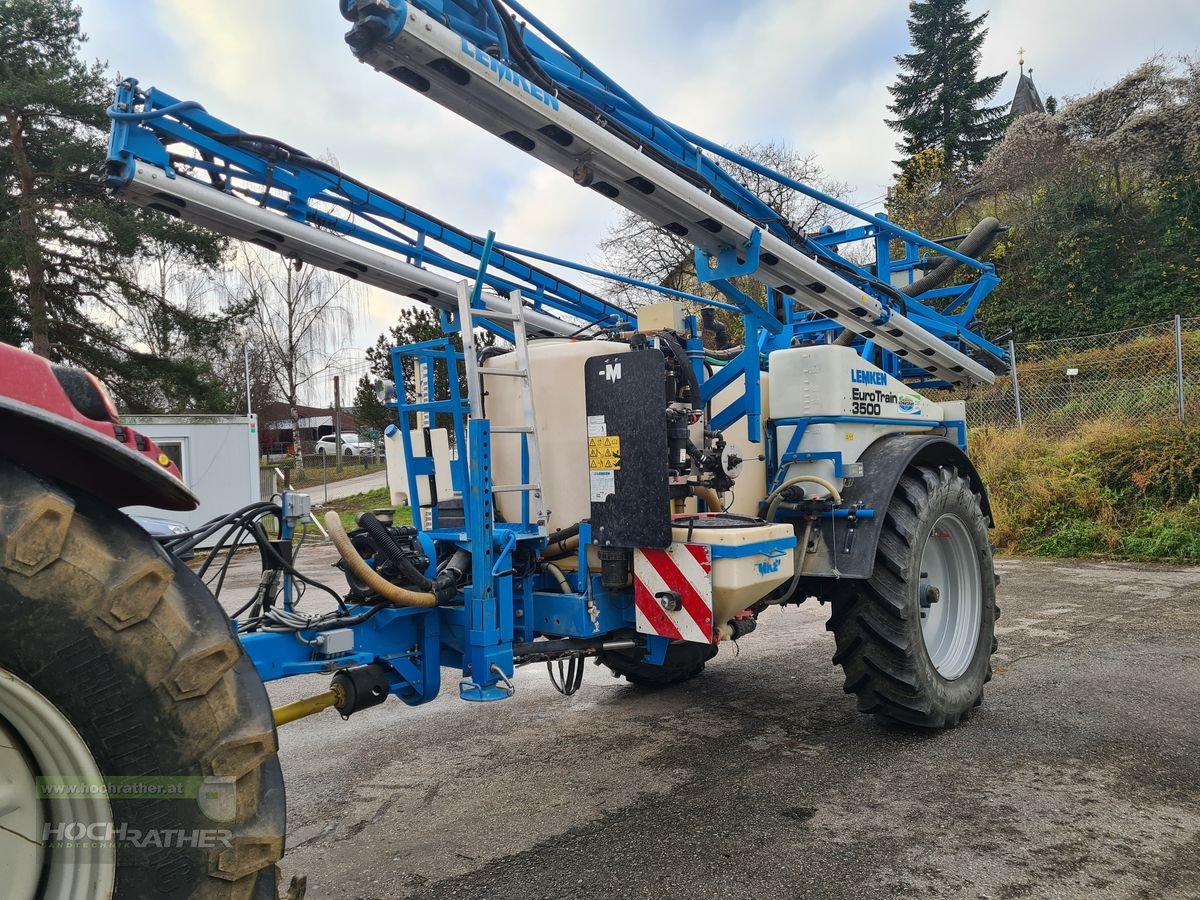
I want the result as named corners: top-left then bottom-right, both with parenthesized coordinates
top-left (215, 548), bottom-right (1200, 899)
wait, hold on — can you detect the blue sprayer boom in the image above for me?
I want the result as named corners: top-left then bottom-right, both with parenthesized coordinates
top-left (0, 4), bottom-right (1004, 895)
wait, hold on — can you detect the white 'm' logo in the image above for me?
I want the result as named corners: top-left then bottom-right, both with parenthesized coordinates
top-left (604, 362), bottom-right (622, 382)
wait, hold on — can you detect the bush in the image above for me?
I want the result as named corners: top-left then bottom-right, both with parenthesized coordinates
top-left (970, 422), bottom-right (1200, 560)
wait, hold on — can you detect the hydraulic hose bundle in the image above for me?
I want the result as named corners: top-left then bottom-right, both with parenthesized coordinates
top-left (324, 511), bottom-right (470, 607)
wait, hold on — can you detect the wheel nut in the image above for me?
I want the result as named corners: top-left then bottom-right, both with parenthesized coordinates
top-left (926, 586), bottom-right (941, 604)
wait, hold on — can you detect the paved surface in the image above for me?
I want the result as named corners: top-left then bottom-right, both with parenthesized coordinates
top-left (215, 549), bottom-right (1200, 899)
top-left (308, 468), bottom-right (388, 502)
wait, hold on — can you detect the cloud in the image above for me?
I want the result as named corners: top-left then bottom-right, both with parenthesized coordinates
top-left (81, 0), bottom-right (1199, 401)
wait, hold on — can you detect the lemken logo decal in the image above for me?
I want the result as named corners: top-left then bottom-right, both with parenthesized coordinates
top-left (850, 368), bottom-right (888, 386)
top-left (460, 39), bottom-right (560, 111)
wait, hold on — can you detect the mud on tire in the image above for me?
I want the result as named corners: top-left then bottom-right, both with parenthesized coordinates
top-left (0, 462), bottom-right (286, 899)
top-left (827, 463), bottom-right (997, 729)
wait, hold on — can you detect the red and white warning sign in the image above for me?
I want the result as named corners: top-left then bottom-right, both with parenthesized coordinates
top-left (633, 544), bottom-right (714, 645)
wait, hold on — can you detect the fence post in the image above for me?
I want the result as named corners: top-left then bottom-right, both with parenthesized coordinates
top-left (1008, 339), bottom-right (1023, 428)
top-left (1175, 314), bottom-right (1186, 421)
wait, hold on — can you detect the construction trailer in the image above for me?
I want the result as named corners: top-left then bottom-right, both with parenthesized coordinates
top-left (0, 2), bottom-right (1007, 897)
top-left (121, 414), bottom-right (261, 545)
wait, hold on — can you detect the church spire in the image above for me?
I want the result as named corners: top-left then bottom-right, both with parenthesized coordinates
top-left (1010, 49), bottom-right (1045, 117)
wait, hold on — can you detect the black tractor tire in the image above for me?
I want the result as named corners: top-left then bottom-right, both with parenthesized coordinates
top-left (600, 640), bottom-right (719, 687)
top-left (0, 462), bottom-right (287, 898)
top-left (827, 463), bottom-right (997, 729)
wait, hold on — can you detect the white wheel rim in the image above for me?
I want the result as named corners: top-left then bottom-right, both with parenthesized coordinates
top-left (0, 667), bottom-right (116, 899)
top-left (918, 513), bottom-right (983, 680)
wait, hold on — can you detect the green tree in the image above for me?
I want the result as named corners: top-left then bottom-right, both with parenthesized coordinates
top-left (0, 0), bottom-right (234, 408)
top-left (887, 0), bottom-right (1009, 177)
top-left (352, 374), bottom-right (390, 436)
top-left (366, 305), bottom-right (497, 432)
top-left (971, 56), bottom-right (1200, 338)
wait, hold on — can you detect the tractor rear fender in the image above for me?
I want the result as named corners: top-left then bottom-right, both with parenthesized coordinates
top-left (799, 434), bottom-right (991, 581)
top-left (0, 343), bottom-right (196, 511)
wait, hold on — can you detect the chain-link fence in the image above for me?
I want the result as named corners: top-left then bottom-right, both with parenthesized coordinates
top-left (929, 316), bottom-right (1200, 432)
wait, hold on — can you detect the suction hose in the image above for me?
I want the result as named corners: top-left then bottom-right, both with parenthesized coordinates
top-left (357, 512), bottom-right (435, 590)
top-left (903, 216), bottom-right (1002, 298)
top-left (834, 216), bottom-right (1002, 346)
top-left (325, 511), bottom-right (437, 607)
top-left (691, 485), bottom-right (724, 512)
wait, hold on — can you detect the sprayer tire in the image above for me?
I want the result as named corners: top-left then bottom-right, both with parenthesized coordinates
top-left (826, 463), bottom-right (997, 729)
top-left (600, 641), bottom-right (718, 687)
top-left (0, 462), bottom-right (287, 899)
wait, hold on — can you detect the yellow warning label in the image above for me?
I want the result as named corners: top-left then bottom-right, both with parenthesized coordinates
top-left (588, 434), bottom-right (621, 470)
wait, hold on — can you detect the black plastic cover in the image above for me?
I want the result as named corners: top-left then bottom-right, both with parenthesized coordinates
top-left (584, 350), bottom-right (671, 549)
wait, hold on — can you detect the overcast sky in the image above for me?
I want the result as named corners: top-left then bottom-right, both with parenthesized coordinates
top-left (79, 0), bottom-right (1199, 403)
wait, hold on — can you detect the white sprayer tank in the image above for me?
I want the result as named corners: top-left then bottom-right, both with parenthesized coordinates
top-left (485, 340), bottom-right (629, 532)
top-left (768, 345), bottom-right (949, 497)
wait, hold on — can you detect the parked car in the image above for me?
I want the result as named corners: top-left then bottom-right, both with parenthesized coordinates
top-left (315, 432), bottom-right (375, 457)
top-left (126, 513), bottom-right (195, 560)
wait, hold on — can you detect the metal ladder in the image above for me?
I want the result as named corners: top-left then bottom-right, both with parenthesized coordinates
top-left (456, 281), bottom-right (546, 533)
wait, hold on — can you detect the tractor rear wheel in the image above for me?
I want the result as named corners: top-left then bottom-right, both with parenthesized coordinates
top-left (827, 463), bottom-right (997, 728)
top-left (600, 640), bottom-right (718, 687)
top-left (0, 462), bottom-right (286, 899)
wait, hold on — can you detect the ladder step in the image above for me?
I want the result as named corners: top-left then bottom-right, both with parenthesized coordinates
top-left (490, 425), bottom-right (535, 434)
top-left (493, 483), bottom-right (542, 493)
top-left (478, 309), bottom-right (521, 323)
top-left (479, 368), bottom-right (528, 378)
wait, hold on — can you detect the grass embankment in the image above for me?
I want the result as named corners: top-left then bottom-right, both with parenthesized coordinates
top-left (972, 421), bottom-right (1200, 560)
top-left (301, 487), bottom-right (412, 534)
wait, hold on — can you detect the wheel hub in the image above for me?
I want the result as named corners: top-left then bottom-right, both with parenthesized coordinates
top-left (917, 513), bottom-right (982, 680)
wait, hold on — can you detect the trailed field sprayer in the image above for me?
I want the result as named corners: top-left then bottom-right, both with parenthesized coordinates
top-left (0, 2), bottom-right (1007, 895)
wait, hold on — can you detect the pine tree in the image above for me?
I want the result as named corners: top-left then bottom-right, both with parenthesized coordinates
top-left (0, 0), bottom-right (237, 409)
top-left (887, 0), bottom-right (1009, 176)
top-left (352, 374), bottom-right (390, 436)
top-left (365, 306), bottom-right (497, 433)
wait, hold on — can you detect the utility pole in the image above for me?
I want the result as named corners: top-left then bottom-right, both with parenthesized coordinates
top-left (1176, 314), bottom-right (1186, 421)
top-left (334, 375), bottom-right (343, 473)
top-left (243, 342), bottom-right (255, 419)
top-left (1007, 339), bottom-right (1023, 428)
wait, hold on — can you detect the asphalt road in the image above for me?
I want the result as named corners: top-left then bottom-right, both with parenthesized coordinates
top-left (217, 549), bottom-right (1200, 899)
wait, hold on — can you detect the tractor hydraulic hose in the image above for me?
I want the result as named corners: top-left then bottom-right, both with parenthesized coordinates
top-left (703, 345), bottom-right (744, 362)
top-left (324, 512), bottom-right (437, 607)
top-left (658, 330), bottom-right (702, 412)
top-left (357, 512), bottom-right (434, 590)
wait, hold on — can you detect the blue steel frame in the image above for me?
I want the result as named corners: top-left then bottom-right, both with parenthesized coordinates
top-left (103, 21), bottom-right (1001, 703)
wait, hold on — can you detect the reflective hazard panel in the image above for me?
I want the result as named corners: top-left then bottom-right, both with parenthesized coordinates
top-left (633, 544), bottom-right (714, 645)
